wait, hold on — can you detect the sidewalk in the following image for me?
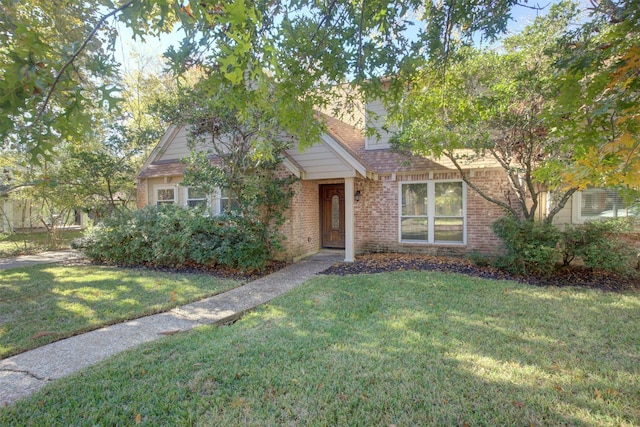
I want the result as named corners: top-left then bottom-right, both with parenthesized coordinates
top-left (0, 249), bottom-right (80, 270)
top-left (0, 251), bottom-right (342, 406)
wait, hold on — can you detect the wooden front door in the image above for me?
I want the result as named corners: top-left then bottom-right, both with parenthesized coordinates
top-left (321, 184), bottom-right (345, 249)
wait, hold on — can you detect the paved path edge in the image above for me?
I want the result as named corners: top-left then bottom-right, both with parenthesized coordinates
top-left (0, 252), bottom-right (341, 406)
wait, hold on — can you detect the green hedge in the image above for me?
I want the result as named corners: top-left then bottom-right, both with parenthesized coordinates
top-left (559, 219), bottom-right (637, 275)
top-left (73, 205), bottom-right (276, 272)
top-left (491, 215), bottom-right (637, 277)
top-left (492, 216), bottom-right (561, 276)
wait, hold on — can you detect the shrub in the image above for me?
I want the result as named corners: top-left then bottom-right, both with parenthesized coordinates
top-left (466, 251), bottom-right (492, 267)
top-left (492, 216), bottom-right (561, 276)
top-left (78, 205), bottom-right (276, 272)
top-left (560, 219), bottom-right (637, 276)
top-left (492, 215), bottom-right (638, 278)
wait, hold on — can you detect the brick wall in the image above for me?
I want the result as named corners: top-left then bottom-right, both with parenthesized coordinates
top-left (136, 179), bottom-right (148, 209)
top-left (136, 167), bottom-right (515, 260)
top-left (464, 169), bottom-right (510, 255)
top-left (278, 179), bottom-right (320, 262)
top-left (354, 169), bottom-right (509, 257)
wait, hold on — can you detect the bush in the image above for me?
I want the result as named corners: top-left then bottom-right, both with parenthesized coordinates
top-left (492, 216), bottom-right (561, 276)
top-left (492, 215), bottom-right (638, 278)
top-left (560, 219), bottom-right (637, 276)
top-left (78, 205), bottom-right (277, 272)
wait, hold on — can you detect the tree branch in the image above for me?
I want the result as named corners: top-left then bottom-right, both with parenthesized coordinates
top-left (356, 0), bottom-right (366, 82)
top-left (35, 0), bottom-right (136, 123)
top-left (514, 2), bottom-right (550, 11)
top-left (309, 0), bottom-right (338, 45)
top-left (545, 187), bottom-right (577, 224)
top-left (443, 151), bottom-right (519, 217)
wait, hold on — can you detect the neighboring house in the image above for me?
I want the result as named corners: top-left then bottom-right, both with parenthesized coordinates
top-left (1, 196), bottom-right (87, 233)
top-left (137, 101), bottom-right (637, 263)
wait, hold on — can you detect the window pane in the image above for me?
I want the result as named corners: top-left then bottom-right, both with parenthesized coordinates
top-left (580, 188), bottom-right (636, 218)
top-left (188, 187), bottom-right (207, 199)
top-left (434, 217), bottom-right (464, 242)
top-left (187, 199), bottom-right (207, 209)
top-left (157, 189), bottom-right (174, 202)
top-left (221, 199), bottom-right (241, 213)
top-left (402, 184), bottom-right (428, 216)
top-left (331, 195), bottom-right (340, 229)
top-left (401, 217), bottom-right (428, 241)
top-left (435, 182), bottom-right (462, 216)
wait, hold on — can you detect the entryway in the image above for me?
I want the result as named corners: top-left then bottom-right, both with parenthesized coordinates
top-left (320, 184), bottom-right (345, 249)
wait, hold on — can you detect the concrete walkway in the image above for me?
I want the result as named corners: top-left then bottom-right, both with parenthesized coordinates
top-left (0, 251), bottom-right (342, 406)
top-left (0, 249), bottom-right (80, 270)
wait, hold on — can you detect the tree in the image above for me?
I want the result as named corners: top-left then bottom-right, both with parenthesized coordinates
top-left (552, 0), bottom-right (640, 195)
top-left (157, 80), bottom-right (297, 253)
top-left (5, 0), bottom-right (636, 198)
top-left (390, 3), bottom-right (584, 223)
top-left (0, 53), bottom-right (174, 234)
top-left (0, 1), bottom-right (124, 160)
top-left (1, 0), bottom-right (530, 161)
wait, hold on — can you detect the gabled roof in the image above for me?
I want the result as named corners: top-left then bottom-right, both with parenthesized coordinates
top-left (137, 159), bottom-right (185, 179)
top-left (320, 114), bottom-right (501, 175)
top-left (138, 114), bottom-right (501, 181)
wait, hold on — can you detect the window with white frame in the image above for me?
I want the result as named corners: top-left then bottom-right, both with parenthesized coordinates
top-left (400, 181), bottom-right (465, 244)
top-left (156, 186), bottom-right (176, 206)
top-left (573, 188), bottom-right (639, 222)
top-left (185, 187), bottom-right (208, 209)
top-left (218, 187), bottom-right (240, 214)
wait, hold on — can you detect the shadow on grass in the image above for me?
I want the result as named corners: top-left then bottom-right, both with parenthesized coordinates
top-left (0, 271), bottom-right (638, 425)
top-left (0, 264), bottom-right (239, 359)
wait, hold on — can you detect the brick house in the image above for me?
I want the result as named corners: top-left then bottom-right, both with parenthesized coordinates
top-left (137, 101), bottom-right (638, 263)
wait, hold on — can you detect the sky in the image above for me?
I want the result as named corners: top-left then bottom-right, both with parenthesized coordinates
top-left (113, 0), bottom-right (591, 74)
top-left (113, 22), bottom-right (185, 74)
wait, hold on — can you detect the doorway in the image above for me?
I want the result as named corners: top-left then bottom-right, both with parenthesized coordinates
top-left (320, 184), bottom-right (345, 249)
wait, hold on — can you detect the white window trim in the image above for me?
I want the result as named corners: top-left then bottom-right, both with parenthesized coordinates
top-left (398, 180), bottom-right (467, 245)
top-left (216, 187), bottom-right (241, 215)
top-left (183, 186), bottom-right (209, 209)
top-left (571, 191), bottom-right (586, 224)
top-left (571, 189), bottom-right (635, 224)
top-left (155, 185), bottom-right (177, 206)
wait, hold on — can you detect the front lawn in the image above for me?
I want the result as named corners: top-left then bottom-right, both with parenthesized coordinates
top-left (0, 264), bottom-right (241, 359)
top-left (1, 271), bottom-right (638, 426)
top-left (0, 229), bottom-right (84, 258)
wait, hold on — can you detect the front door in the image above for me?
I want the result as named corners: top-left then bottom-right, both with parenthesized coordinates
top-left (321, 184), bottom-right (345, 249)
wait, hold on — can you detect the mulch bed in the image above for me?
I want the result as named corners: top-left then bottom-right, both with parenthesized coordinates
top-left (63, 253), bottom-right (639, 292)
top-left (320, 253), bottom-right (640, 292)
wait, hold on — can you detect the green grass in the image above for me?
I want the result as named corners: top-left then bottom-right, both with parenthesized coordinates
top-left (0, 229), bottom-right (84, 257)
top-left (0, 264), bottom-right (241, 358)
top-left (1, 271), bottom-right (638, 426)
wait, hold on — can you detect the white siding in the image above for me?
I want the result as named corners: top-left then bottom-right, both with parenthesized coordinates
top-left (365, 99), bottom-right (395, 150)
top-left (157, 126), bottom-right (217, 162)
top-left (552, 197), bottom-right (573, 228)
top-left (316, 85), bottom-right (365, 129)
top-left (157, 127), bottom-right (191, 161)
top-left (286, 143), bottom-right (356, 179)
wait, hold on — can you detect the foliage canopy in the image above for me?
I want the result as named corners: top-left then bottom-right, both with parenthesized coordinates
top-left (1, 0), bottom-right (638, 198)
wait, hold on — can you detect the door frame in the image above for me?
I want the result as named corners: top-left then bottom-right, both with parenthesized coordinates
top-left (319, 183), bottom-right (346, 249)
